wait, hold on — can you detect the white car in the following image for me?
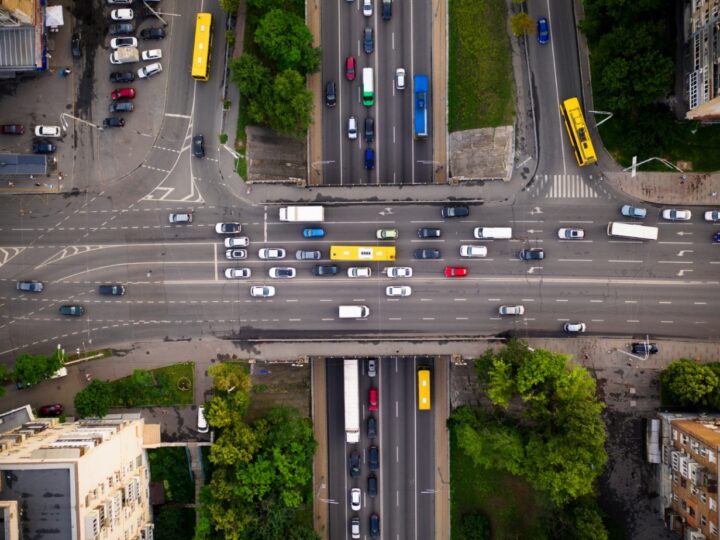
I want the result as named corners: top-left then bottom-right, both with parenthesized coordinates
top-left (557, 228), bottom-right (585, 239)
top-left (137, 62), bottom-right (162, 79)
top-left (215, 222), bottom-right (241, 234)
top-left (259, 248), bottom-right (286, 260)
top-left (348, 116), bottom-right (358, 139)
top-left (34, 125), bottom-right (61, 138)
top-left (225, 249), bottom-right (247, 260)
top-left (662, 208), bottom-right (692, 221)
top-left (168, 212), bottom-right (192, 224)
top-left (362, 0), bottom-right (372, 16)
top-left (396, 68), bottom-right (405, 90)
top-left (350, 488), bottom-right (361, 511)
top-left (563, 322), bottom-right (586, 333)
top-left (348, 267), bottom-right (372, 278)
top-left (224, 268), bottom-right (251, 279)
top-left (141, 49), bottom-right (162, 61)
top-left (110, 37), bottom-right (137, 49)
top-left (459, 245), bottom-right (487, 258)
top-left (383, 266), bottom-right (412, 278)
top-left (250, 286), bottom-right (276, 298)
top-left (386, 285), bottom-right (411, 297)
top-left (704, 210), bottom-right (720, 222)
top-left (269, 267), bottom-right (296, 279)
top-left (351, 517), bottom-right (360, 539)
top-left (108, 0), bottom-right (132, 3)
top-left (224, 237), bottom-right (249, 248)
top-left (197, 406), bottom-right (208, 433)
top-left (110, 8), bottom-right (133, 20)
top-left (499, 305), bottom-right (525, 316)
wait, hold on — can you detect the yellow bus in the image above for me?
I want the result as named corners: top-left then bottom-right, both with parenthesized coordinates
top-left (191, 13), bottom-right (213, 81)
top-left (418, 368), bottom-right (431, 410)
top-left (330, 245), bottom-right (396, 262)
top-left (559, 97), bottom-right (597, 167)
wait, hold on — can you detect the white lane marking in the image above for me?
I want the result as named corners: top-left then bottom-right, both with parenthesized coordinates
top-left (607, 259), bottom-right (643, 263)
top-left (558, 259), bottom-right (593, 262)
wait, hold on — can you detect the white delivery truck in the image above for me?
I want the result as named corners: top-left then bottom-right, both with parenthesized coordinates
top-left (344, 359), bottom-right (360, 443)
top-left (338, 305), bottom-right (370, 319)
top-left (473, 227), bottom-right (512, 239)
top-left (278, 206), bottom-right (325, 222)
top-left (110, 47), bottom-right (140, 64)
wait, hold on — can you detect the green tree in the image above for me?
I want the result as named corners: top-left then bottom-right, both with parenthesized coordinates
top-left (510, 12), bottom-right (533, 37)
top-left (219, 0), bottom-right (241, 14)
top-left (154, 506), bottom-right (195, 540)
top-left (266, 69), bottom-right (313, 137)
top-left (74, 380), bottom-right (114, 418)
top-left (230, 53), bottom-right (272, 98)
top-left (254, 9), bottom-right (320, 74)
top-left (459, 511), bottom-right (491, 540)
top-left (572, 500), bottom-right (609, 540)
top-left (13, 350), bottom-right (63, 386)
top-left (248, 0), bottom-right (304, 13)
top-left (662, 359), bottom-right (720, 407)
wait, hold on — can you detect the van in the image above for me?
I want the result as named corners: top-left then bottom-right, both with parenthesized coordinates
top-left (460, 245), bottom-right (487, 258)
top-left (473, 227), bottom-right (512, 240)
top-left (338, 305), bottom-right (370, 319)
top-left (197, 406), bottom-right (209, 433)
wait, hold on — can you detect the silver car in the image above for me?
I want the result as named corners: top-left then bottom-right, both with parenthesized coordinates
top-left (258, 248), bottom-right (286, 260)
top-left (383, 267), bottom-right (412, 278)
top-left (224, 268), bottom-right (251, 279)
top-left (386, 285), bottom-right (411, 297)
top-left (225, 237), bottom-right (249, 248)
top-left (225, 249), bottom-right (247, 260)
top-left (499, 305), bottom-right (525, 316)
top-left (563, 322), bottom-right (586, 333)
top-left (250, 286), bottom-right (275, 297)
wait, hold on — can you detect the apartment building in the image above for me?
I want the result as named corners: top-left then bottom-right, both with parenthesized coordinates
top-left (685, 0), bottom-right (720, 120)
top-left (0, 405), bottom-right (155, 540)
top-left (658, 412), bottom-right (720, 539)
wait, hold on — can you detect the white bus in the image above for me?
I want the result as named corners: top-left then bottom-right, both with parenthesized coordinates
top-left (362, 68), bottom-right (374, 106)
top-left (607, 222), bottom-right (658, 241)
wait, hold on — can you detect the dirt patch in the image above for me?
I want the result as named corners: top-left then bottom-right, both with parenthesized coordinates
top-left (246, 126), bottom-right (306, 182)
top-left (245, 362), bottom-right (311, 422)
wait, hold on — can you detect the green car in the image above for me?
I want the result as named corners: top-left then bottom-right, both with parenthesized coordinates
top-left (59, 305), bottom-right (85, 317)
top-left (376, 228), bottom-right (398, 240)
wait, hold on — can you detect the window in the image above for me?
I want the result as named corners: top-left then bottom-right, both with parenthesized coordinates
top-left (701, 491), bottom-right (707, 503)
top-left (709, 497), bottom-right (717, 511)
top-left (701, 515), bottom-right (707, 526)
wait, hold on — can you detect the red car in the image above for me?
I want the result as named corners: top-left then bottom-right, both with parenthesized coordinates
top-left (1, 124), bottom-right (24, 135)
top-left (345, 56), bottom-right (356, 81)
top-left (368, 387), bottom-right (378, 411)
top-left (444, 266), bottom-right (468, 278)
top-left (38, 404), bottom-right (63, 416)
top-left (111, 87), bottom-right (136, 100)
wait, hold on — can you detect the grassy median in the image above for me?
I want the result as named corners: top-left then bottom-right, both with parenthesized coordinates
top-left (448, 0), bottom-right (515, 131)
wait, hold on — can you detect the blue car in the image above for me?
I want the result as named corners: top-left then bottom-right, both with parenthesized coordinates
top-left (365, 148), bottom-right (375, 170)
top-left (714, 231), bottom-right (720, 243)
top-left (303, 227), bottom-right (325, 238)
top-left (537, 17), bottom-right (549, 44)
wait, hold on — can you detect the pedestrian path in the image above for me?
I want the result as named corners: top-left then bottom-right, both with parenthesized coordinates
top-left (530, 174), bottom-right (613, 199)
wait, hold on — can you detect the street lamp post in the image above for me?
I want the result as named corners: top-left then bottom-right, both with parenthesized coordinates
top-left (311, 160), bottom-right (335, 175)
top-left (60, 113), bottom-right (102, 132)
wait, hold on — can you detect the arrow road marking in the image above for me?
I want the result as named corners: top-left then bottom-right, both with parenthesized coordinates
top-left (677, 269), bottom-right (693, 276)
top-left (528, 266), bottom-right (543, 274)
top-left (530, 207), bottom-right (543, 215)
top-left (677, 250), bottom-right (694, 256)
top-left (676, 231), bottom-right (693, 236)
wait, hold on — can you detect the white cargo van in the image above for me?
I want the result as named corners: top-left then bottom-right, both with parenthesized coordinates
top-left (460, 245), bottom-right (488, 258)
top-left (473, 227), bottom-right (512, 240)
top-left (338, 305), bottom-right (370, 319)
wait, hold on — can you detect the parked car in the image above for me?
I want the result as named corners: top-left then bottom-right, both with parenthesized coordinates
top-left (38, 404), bottom-right (63, 416)
top-left (34, 125), bottom-right (61, 137)
top-left (312, 264), bottom-right (338, 276)
top-left (345, 55), bottom-right (356, 80)
top-left (558, 228), bottom-right (585, 239)
top-left (386, 285), bottom-right (412, 297)
top-left (192, 135), bottom-right (205, 158)
top-left (269, 267), bottom-right (296, 279)
top-left (250, 286), bottom-right (276, 298)
top-left (109, 101), bottom-right (133, 113)
top-left (141, 48), bottom-right (162, 60)
top-left (444, 266), bottom-right (468, 278)
top-left (376, 228), bottom-right (398, 240)
top-left (111, 87), bottom-right (135, 100)
top-left (662, 208), bottom-right (692, 221)
top-left (1, 124), bottom-right (24, 135)
top-left (704, 210), bottom-right (720, 222)
top-left (325, 80), bottom-right (337, 107)
top-left (537, 16), bottom-right (549, 44)
top-left (59, 304), bottom-right (85, 317)
top-left (414, 248), bottom-right (440, 259)
top-left (350, 488), bottom-right (361, 511)
top-left (258, 248), bottom-right (286, 260)
top-left (563, 322), bottom-right (586, 333)
top-left (351, 517), bottom-right (360, 540)
top-left (110, 36), bottom-right (137, 49)
top-left (197, 406), bottom-right (208, 433)
top-left (98, 284), bottom-right (126, 296)
top-left (295, 250), bottom-right (321, 260)
top-left (499, 305), bottom-right (525, 316)
top-left (224, 268), bottom-right (251, 279)
top-left (620, 204), bottom-right (647, 219)
top-left (368, 445), bottom-right (379, 470)
top-left (215, 222), bottom-right (241, 234)
top-left (367, 416), bottom-right (377, 438)
top-left (303, 227), bottom-right (325, 238)
top-left (363, 26), bottom-right (374, 54)
top-left (110, 70), bottom-right (134, 83)
top-left (417, 227), bottom-right (441, 238)
top-left (225, 237), bottom-right (249, 248)
top-left (140, 27), bottom-right (166, 40)
top-left (32, 140), bottom-right (56, 154)
top-left (519, 248), bottom-right (544, 261)
top-left (225, 249), bottom-right (247, 260)
top-left (365, 147), bottom-right (375, 170)
top-left (631, 342), bottom-right (659, 355)
top-left (111, 8), bottom-right (133, 20)
top-left (109, 22), bottom-right (134, 35)
top-left (441, 205), bottom-right (470, 218)
top-left (137, 62), bottom-right (162, 78)
top-left (103, 117), bottom-right (125, 128)
top-left (368, 388), bottom-right (378, 411)
top-left (168, 212), bottom-right (192, 224)
top-left (349, 451), bottom-right (361, 477)
top-left (16, 280), bottom-right (43, 292)
top-left (71, 33), bottom-right (82, 58)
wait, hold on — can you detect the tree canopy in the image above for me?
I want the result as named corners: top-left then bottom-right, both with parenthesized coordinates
top-left (661, 359), bottom-right (720, 409)
top-left (74, 380), bottom-right (114, 418)
top-left (13, 350), bottom-right (63, 386)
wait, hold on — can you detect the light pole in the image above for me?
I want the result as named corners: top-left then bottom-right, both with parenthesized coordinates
top-left (311, 160), bottom-right (334, 175)
top-left (60, 113), bottom-right (102, 132)
top-left (416, 159), bottom-right (444, 175)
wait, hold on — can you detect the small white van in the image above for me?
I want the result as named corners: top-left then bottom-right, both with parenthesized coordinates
top-left (197, 406), bottom-right (208, 433)
top-left (473, 227), bottom-right (512, 240)
top-left (338, 305), bottom-right (370, 319)
top-left (460, 245), bottom-right (488, 258)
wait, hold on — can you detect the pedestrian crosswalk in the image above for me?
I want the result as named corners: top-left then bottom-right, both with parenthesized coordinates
top-left (530, 174), bottom-right (611, 199)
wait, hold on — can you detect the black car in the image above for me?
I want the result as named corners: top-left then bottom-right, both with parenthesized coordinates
top-left (193, 135), bottom-right (205, 158)
top-left (16, 280), bottom-right (44, 293)
top-left (109, 101), bottom-right (133, 113)
top-left (369, 513), bottom-right (380, 539)
top-left (414, 248), bottom-right (440, 259)
top-left (109, 22), bottom-right (135, 35)
top-left (312, 264), bottom-right (338, 276)
top-left (519, 248), bottom-right (544, 261)
top-left (631, 342), bottom-right (659, 355)
top-left (363, 26), bottom-right (374, 54)
top-left (140, 26), bottom-right (166, 40)
top-left (98, 284), bottom-right (126, 296)
top-left (32, 139), bottom-right (56, 154)
top-left (441, 205), bottom-right (470, 218)
top-left (103, 117), bottom-right (125, 128)
top-left (71, 33), bottom-right (82, 58)
top-left (367, 416), bottom-right (377, 438)
top-left (364, 116), bottom-right (374, 142)
top-left (367, 473), bottom-right (378, 497)
top-left (417, 227), bottom-right (441, 238)
top-left (59, 304), bottom-right (85, 317)
top-left (110, 71), bottom-right (135, 83)
top-left (349, 451), bottom-right (361, 477)
top-left (368, 445), bottom-right (379, 470)
top-left (382, 0), bottom-right (392, 20)
top-left (325, 80), bottom-right (337, 107)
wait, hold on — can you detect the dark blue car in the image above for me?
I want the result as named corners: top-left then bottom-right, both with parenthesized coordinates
top-left (714, 231), bottom-right (720, 243)
top-left (537, 17), bottom-right (549, 44)
top-left (365, 148), bottom-right (375, 170)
